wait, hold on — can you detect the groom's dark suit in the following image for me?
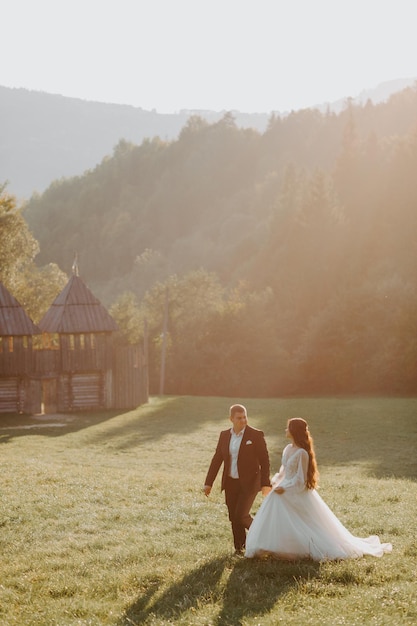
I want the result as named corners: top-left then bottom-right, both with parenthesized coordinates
top-left (205, 423), bottom-right (271, 551)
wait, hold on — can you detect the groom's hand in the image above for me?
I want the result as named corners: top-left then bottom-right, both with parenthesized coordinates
top-left (203, 485), bottom-right (212, 497)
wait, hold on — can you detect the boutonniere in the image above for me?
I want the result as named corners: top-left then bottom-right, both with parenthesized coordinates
top-left (246, 440), bottom-right (253, 445)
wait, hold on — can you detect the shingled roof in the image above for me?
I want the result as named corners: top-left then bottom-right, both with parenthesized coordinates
top-left (38, 274), bottom-right (118, 334)
top-left (0, 282), bottom-right (40, 335)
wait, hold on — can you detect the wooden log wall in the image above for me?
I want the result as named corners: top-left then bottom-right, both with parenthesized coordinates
top-left (0, 376), bottom-right (40, 413)
top-left (59, 334), bottom-right (113, 371)
top-left (112, 344), bottom-right (148, 409)
top-left (1, 336), bottom-right (148, 414)
top-left (58, 372), bottom-right (104, 412)
top-left (0, 337), bottom-right (35, 376)
top-left (0, 377), bottom-right (21, 413)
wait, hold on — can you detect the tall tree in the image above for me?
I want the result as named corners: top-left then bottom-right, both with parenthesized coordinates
top-left (0, 183), bottom-right (67, 321)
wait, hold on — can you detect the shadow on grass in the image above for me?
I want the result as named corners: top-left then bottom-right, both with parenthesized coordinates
top-left (253, 397), bottom-right (417, 480)
top-left (0, 395), bottom-right (230, 445)
top-left (84, 395), bottom-right (233, 450)
top-left (1, 395), bottom-right (416, 479)
top-left (119, 556), bottom-right (228, 625)
top-left (119, 555), bottom-right (320, 626)
top-left (0, 409), bottom-right (122, 443)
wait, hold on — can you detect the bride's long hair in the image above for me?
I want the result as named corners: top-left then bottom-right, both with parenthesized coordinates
top-left (288, 418), bottom-right (319, 489)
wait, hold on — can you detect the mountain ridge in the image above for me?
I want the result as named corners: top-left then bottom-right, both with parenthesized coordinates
top-left (1, 77), bottom-right (416, 199)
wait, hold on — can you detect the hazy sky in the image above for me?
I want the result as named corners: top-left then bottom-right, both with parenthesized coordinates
top-left (2, 0), bottom-right (416, 114)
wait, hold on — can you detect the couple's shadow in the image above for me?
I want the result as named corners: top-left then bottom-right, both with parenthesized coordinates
top-left (119, 554), bottom-right (320, 625)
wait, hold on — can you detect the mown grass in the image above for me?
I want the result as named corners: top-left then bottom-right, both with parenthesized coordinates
top-left (0, 396), bottom-right (416, 625)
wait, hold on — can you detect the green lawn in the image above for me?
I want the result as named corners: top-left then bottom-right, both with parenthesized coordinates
top-left (0, 396), bottom-right (416, 625)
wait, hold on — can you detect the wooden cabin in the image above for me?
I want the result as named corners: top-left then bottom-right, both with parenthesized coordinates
top-left (0, 282), bottom-right (41, 413)
top-left (36, 273), bottom-right (148, 413)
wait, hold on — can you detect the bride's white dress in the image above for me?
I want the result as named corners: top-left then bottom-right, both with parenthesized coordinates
top-left (245, 444), bottom-right (392, 561)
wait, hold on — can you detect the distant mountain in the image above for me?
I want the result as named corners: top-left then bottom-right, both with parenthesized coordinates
top-left (0, 87), bottom-right (270, 200)
top-left (1, 78), bottom-right (416, 200)
top-left (316, 77), bottom-right (417, 114)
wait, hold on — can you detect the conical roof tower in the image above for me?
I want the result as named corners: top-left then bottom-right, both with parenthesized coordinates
top-left (0, 281), bottom-right (40, 335)
top-left (38, 273), bottom-right (118, 334)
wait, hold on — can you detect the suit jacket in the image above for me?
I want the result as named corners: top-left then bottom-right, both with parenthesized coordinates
top-left (205, 425), bottom-right (270, 493)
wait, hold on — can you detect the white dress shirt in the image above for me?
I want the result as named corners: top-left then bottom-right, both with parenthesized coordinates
top-left (229, 427), bottom-right (245, 478)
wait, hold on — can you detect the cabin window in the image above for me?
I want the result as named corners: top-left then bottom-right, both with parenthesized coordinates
top-left (69, 334), bottom-right (75, 350)
top-left (23, 336), bottom-right (28, 349)
top-left (0, 337), bottom-right (2, 353)
top-left (33, 335), bottom-right (43, 350)
top-left (39, 333), bottom-right (59, 350)
top-left (80, 334), bottom-right (85, 349)
top-left (90, 334), bottom-right (96, 349)
top-left (8, 337), bottom-right (13, 352)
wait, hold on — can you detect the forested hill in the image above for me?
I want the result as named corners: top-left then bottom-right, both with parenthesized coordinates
top-left (0, 86), bottom-right (269, 199)
top-left (1, 79), bottom-right (415, 199)
top-left (22, 85), bottom-right (417, 396)
top-left (25, 86), bottom-right (417, 291)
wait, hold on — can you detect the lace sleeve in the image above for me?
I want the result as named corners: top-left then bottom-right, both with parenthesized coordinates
top-left (279, 449), bottom-right (308, 493)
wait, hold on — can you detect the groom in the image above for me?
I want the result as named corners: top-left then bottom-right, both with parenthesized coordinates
top-left (203, 404), bottom-right (271, 554)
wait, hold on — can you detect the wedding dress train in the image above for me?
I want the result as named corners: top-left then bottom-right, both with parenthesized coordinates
top-left (245, 444), bottom-right (392, 561)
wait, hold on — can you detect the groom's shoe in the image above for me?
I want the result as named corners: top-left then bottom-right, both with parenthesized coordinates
top-left (233, 548), bottom-right (245, 558)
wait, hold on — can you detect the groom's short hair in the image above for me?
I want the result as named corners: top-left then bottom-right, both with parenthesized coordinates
top-left (229, 404), bottom-right (247, 418)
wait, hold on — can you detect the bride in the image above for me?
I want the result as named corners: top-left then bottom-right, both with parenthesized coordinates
top-left (245, 417), bottom-right (392, 561)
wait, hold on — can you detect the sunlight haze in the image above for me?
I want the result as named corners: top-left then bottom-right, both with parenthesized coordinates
top-left (2, 0), bottom-right (416, 113)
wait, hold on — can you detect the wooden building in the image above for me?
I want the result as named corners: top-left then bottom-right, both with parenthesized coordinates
top-left (0, 273), bottom-right (148, 415)
top-left (36, 273), bottom-right (148, 413)
top-left (0, 282), bottom-right (41, 413)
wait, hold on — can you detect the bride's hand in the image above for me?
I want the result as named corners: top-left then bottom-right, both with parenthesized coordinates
top-left (274, 486), bottom-right (285, 494)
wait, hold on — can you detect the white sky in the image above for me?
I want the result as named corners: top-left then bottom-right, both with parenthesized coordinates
top-left (1, 0), bottom-right (416, 114)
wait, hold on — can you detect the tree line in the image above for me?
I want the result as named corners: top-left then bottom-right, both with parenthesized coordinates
top-left (2, 86), bottom-right (416, 396)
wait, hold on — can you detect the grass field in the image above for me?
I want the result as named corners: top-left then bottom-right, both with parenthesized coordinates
top-left (0, 395), bottom-right (416, 625)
